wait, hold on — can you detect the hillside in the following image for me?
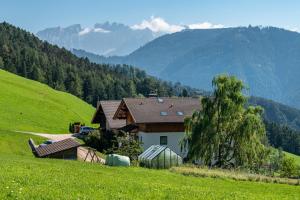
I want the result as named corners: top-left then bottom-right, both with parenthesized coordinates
top-left (0, 130), bottom-right (299, 199)
top-left (95, 26), bottom-right (300, 109)
top-left (249, 96), bottom-right (300, 130)
top-left (0, 69), bottom-right (95, 133)
top-left (0, 22), bottom-right (197, 107)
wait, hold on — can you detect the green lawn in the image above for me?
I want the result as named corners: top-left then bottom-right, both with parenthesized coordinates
top-left (0, 69), bottom-right (95, 133)
top-left (0, 130), bottom-right (299, 200)
top-left (285, 151), bottom-right (300, 166)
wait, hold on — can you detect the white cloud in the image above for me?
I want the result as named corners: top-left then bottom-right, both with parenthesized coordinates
top-left (131, 17), bottom-right (224, 33)
top-left (79, 27), bottom-right (110, 36)
top-left (94, 28), bottom-right (111, 33)
top-left (78, 27), bottom-right (92, 36)
top-left (188, 22), bottom-right (224, 29)
top-left (131, 16), bottom-right (184, 33)
top-left (289, 27), bottom-right (299, 33)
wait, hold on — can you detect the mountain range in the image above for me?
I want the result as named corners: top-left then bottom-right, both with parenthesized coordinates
top-left (75, 26), bottom-right (300, 109)
top-left (36, 22), bottom-right (161, 56)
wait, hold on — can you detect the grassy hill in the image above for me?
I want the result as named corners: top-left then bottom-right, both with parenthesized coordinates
top-left (0, 69), bottom-right (95, 133)
top-left (0, 130), bottom-right (299, 200)
top-left (285, 152), bottom-right (300, 166)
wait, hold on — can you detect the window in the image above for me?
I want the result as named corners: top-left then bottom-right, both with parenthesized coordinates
top-left (176, 111), bottom-right (184, 116)
top-left (160, 136), bottom-right (168, 145)
top-left (160, 111), bottom-right (168, 116)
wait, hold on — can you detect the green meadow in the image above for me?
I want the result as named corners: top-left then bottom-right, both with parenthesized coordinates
top-left (0, 70), bottom-right (299, 199)
top-left (0, 69), bottom-right (95, 133)
top-left (0, 130), bottom-right (299, 200)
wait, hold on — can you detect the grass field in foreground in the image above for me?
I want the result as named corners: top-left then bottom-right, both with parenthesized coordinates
top-left (0, 130), bottom-right (300, 200)
top-left (0, 69), bottom-right (95, 133)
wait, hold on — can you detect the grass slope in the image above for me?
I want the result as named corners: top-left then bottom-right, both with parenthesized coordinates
top-left (0, 130), bottom-right (300, 200)
top-left (285, 152), bottom-right (300, 166)
top-left (0, 69), bottom-right (95, 133)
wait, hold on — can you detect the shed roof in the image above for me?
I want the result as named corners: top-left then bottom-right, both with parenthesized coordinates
top-left (34, 138), bottom-right (80, 157)
top-left (114, 97), bottom-right (201, 124)
top-left (91, 100), bottom-right (126, 129)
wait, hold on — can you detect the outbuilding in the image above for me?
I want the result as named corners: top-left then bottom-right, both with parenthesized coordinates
top-left (138, 145), bottom-right (183, 169)
top-left (29, 138), bottom-right (80, 160)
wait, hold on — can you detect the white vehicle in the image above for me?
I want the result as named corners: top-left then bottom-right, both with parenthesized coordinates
top-left (79, 126), bottom-right (94, 135)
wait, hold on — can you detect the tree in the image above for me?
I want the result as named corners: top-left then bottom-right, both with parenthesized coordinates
top-left (280, 156), bottom-right (298, 178)
top-left (265, 121), bottom-right (300, 155)
top-left (182, 75), bottom-right (266, 168)
top-left (181, 88), bottom-right (188, 97)
top-left (0, 56), bottom-right (4, 68)
top-left (107, 132), bottom-right (143, 163)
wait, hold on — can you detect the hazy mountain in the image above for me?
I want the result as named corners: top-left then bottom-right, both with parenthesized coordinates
top-left (89, 26), bottom-right (300, 109)
top-left (36, 22), bottom-right (161, 56)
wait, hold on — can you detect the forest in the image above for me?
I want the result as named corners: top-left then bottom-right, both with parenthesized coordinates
top-left (0, 22), bottom-right (197, 107)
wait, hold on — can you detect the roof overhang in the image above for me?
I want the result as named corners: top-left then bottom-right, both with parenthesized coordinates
top-left (91, 103), bottom-right (104, 124)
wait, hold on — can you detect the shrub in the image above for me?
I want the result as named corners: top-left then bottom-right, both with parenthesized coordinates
top-left (107, 132), bottom-right (143, 163)
top-left (83, 129), bottom-right (118, 152)
top-left (83, 130), bottom-right (102, 150)
top-left (280, 157), bottom-right (298, 178)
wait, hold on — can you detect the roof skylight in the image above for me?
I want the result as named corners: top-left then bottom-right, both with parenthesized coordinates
top-left (176, 111), bottom-right (184, 116)
top-left (160, 111), bottom-right (168, 116)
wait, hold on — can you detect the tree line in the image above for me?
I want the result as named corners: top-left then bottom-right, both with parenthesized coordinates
top-left (0, 22), bottom-right (197, 107)
top-left (265, 121), bottom-right (300, 155)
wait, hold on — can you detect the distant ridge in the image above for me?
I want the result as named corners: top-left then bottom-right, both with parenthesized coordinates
top-left (36, 22), bottom-right (162, 56)
top-left (90, 26), bottom-right (300, 109)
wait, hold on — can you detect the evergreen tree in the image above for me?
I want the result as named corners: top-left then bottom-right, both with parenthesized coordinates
top-left (0, 56), bottom-right (4, 68)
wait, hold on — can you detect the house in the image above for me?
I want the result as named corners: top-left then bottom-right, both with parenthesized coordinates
top-left (29, 138), bottom-right (80, 159)
top-left (113, 97), bottom-right (201, 157)
top-left (91, 100), bottom-right (126, 130)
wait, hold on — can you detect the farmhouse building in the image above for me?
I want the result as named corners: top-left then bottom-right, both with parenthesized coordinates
top-left (91, 100), bottom-right (126, 130)
top-left (113, 97), bottom-right (201, 157)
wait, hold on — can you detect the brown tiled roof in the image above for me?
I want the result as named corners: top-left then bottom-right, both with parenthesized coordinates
top-left (114, 97), bottom-right (201, 123)
top-left (91, 100), bottom-right (126, 129)
top-left (34, 138), bottom-right (80, 157)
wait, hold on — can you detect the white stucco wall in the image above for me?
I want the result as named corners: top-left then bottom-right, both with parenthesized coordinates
top-left (138, 132), bottom-right (187, 157)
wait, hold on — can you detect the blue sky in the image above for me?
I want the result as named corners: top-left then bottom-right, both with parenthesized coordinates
top-left (1, 0), bottom-right (300, 33)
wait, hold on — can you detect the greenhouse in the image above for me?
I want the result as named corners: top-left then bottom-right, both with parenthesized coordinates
top-left (138, 145), bottom-right (183, 169)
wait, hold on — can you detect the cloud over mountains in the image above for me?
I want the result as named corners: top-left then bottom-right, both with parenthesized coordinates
top-left (131, 16), bottom-right (224, 33)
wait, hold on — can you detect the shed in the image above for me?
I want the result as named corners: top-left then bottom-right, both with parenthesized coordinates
top-left (29, 138), bottom-right (80, 160)
top-left (138, 145), bottom-right (182, 169)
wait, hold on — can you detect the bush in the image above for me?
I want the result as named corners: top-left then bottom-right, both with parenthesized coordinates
top-left (107, 132), bottom-right (143, 163)
top-left (83, 130), bottom-right (102, 150)
top-left (83, 129), bottom-right (118, 152)
top-left (280, 157), bottom-right (298, 178)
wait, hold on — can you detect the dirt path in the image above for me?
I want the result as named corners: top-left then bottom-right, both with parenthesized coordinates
top-left (15, 131), bottom-right (75, 141)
